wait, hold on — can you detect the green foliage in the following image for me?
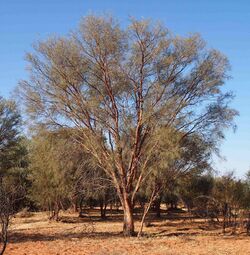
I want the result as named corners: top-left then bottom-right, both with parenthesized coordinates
top-left (180, 174), bottom-right (214, 209)
top-left (0, 97), bottom-right (26, 174)
top-left (0, 96), bottom-right (29, 207)
top-left (28, 129), bottom-right (76, 215)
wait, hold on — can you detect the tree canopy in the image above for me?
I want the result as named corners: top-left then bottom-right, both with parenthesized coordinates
top-left (19, 15), bottom-right (237, 236)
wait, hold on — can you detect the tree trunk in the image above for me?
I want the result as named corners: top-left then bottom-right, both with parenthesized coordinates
top-left (100, 200), bottom-right (104, 218)
top-left (110, 202), bottom-right (113, 216)
top-left (54, 202), bottom-right (60, 221)
top-left (155, 197), bottom-right (161, 218)
top-left (246, 213), bottom-right (250, 235)
top-left (170, 201), bottom-right (174, 209)
top-left (122, 195), bottom-right (134, 236)
top-left (0, 217), bottom-right (9, 255)
top-left (137, 189), bottom-right (157, 237)
top-left (79, 197), bottom-right (85, 218)
top-left (103, 202), bottom-right (107, 218)
top-left (100, 199), bottom-right (107, 219)
top-left (222, 203), bottom-right (228, 234)
top-left (73, 197), bottom-right (78, 212)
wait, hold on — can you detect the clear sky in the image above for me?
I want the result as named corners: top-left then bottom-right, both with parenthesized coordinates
top-left (0, 0), bottom-right (249, 176)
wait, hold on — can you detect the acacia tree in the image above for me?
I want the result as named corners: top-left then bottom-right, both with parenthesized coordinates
top-left (0, 97), bottom-right (24, 176)
top-left (19, 15), bottom-right (237, 236)
top-left (28, 129), bottom-right (84, 220)
top-left (0, 177), bottom-right (24, 255)
top-left (0, 97), bottom-right (27, 254)
top-left (243, 171), bottom-right (250, 234)
top-left (212, 172), bottom-right (247, 234)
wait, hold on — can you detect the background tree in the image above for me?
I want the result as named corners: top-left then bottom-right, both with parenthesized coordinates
top-left (74, 161), bottom-right (116, 219)
top-left (0, 96), bottom-right (27, 254)
top-left (243, 170), bottom-right (250, 234)
top-left (213, 172), bottom-right (247, 234)
top-left (28, 129), bottom-right (77, 220)
top-left (0, 177), bottom-right (24, 255)
top-left (0, 97), bottom-right (26, 176)
top-left (180, 173), bottom-right (214, 218)
top-left (138, 129), bottom-right (214, 223)
top-left (19, 15), bottom-right (237, 236)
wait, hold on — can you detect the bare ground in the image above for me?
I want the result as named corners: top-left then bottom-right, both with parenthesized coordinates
top-left (4, 210), bottom-right (250, 255)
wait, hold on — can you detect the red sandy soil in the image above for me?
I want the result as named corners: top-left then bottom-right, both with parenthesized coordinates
top-left (4, 211), bottom-right (250, 255)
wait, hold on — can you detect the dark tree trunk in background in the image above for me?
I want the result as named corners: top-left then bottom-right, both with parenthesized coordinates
top-left (49, 202), bottom-right (60, 221)
top-left (0, 216), bottom-right (9, 255)
top-left (110, 203), bottom-right (113, 216)
top-left (100, 199), bottom-right (108, 219)
top-left (222, 203), bottom-right (228, 234)
top-left (79, 197), bottom-right (85, 218)
top-left (170, 201), bottom-right (174, 209)
top-left (54, 202), bottom-right (60, 221)
top-left (73, 198), bottom-right (78, 212)
top-left (155, 198), bottom-right (161, 218)
top-left (246, 213), bottom-right (250, 235)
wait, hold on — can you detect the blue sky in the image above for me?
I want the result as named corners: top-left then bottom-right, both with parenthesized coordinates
top-left (0, 0), bottom-right (249, 176)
